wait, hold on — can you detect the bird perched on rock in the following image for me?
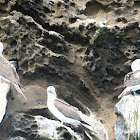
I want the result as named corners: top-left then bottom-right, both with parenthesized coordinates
top-left (47, 86), bottom-right (93, 131)
top-left (115, 59), bottom-right (140, 98)
top-left (0, 42), bottom-right (27, 99)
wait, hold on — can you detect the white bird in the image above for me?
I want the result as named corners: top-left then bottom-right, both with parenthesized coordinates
top-left (0, 42), bottom-right (27, 99)
top-left (47, 86), bottom-right (93, 131)
top-left (115, 59), bottom-right (140, 98)
top-left (131, 59), bottom-right (140, 72)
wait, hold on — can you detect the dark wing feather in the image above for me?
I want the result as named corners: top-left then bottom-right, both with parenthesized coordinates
top-left (0, 56), bottom-right (20, 85)
top-left (54, 99), bottom-right (82, 122)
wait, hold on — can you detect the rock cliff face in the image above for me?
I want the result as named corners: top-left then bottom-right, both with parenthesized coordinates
top-left (0, 0), bottom-right (140, 139)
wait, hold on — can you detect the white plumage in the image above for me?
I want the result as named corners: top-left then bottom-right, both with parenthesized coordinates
top-left (47, 86), bottom-right (93, 130)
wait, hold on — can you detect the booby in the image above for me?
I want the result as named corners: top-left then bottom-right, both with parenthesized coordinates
top-left (0, 42), bottom-right (26, 99)
top-left (47, 86), bottom-right (93, 131)
top-left (116, 59), bottom-right (140, 98)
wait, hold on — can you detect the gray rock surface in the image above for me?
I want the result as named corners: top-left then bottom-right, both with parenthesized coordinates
top-left (114, 95), bottom-right (140, 140)
top-left (0, 112), bottom-right (108, 140)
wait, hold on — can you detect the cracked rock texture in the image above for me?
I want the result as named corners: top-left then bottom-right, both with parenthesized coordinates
top-left (0, 112), bottom-right (108, 140)
top-left (0, 0), bottom-right (140, 139)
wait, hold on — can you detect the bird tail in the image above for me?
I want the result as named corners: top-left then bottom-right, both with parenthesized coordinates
top-left (118, 87), bottom-right (132, 98)
top-left (78, 112), bottom-right (93, 131)
top-left (85, 131), bottom-right (93, 140)
top-left (81, 123), bottom-right (93, 132)
top-left (114, 84), bottom-right (124, 90)
top-left (19, 83), bottom-right (25, 89)
top-left (13, 83), bottom-right (27, 100)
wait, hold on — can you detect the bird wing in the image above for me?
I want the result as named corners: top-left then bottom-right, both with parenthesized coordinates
top-left (118, 86), bottom-right (132, 98)
top-left (124, 70), bottom-right (140, 87)
top-left (0, 56), bottom-right (27, 99)
top-left (0, 56), bottom-right (20, 85)
top-left (53, 99), bottom-right (82, 122)
top-left (56, 98), bottom-right (71, 106)
top-left (12, 83), bottom-right (27, 100)
top-left (115, 70), bottom-right (140, 89)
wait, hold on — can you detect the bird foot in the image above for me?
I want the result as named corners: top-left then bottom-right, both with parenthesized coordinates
top-left (0, 76), bottom-right (7, 84)
top-left (0, 76), bottom-right (2, 83)
top-left (133, 91), bottom-right (137, 96)
top-left (60, 121), bottom-right (63, 126)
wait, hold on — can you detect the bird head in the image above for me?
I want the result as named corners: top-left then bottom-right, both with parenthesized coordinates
top-left (0, 42), bottom-right (3, 55)
top-left (47, 86), bottom-right (57, 98)
top-left (131, 59), bottom-right (140, 72)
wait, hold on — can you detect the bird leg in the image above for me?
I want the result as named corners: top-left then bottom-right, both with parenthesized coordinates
top-left (133, 91), bottom-right (137, 96)
top-left (60, 121), bottom-right (63, 126)
top-left (0, 76), bottom-right (8, 84)
top-left (0, 75), bottom-right (4, 84)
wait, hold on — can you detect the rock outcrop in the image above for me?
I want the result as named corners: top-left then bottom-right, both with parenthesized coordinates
top-left (0, 112), bottom-right (109, 140)
top-left (114, 95), bottom-right (140, 140)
